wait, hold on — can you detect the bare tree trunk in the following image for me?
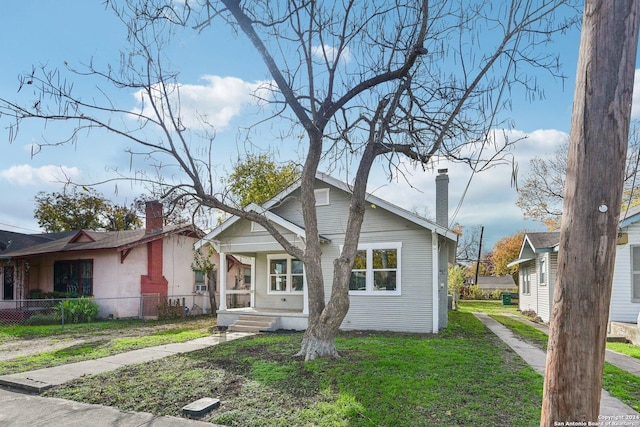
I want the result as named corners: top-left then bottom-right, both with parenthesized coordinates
top-left (541, 1), bottom-right (639, 425)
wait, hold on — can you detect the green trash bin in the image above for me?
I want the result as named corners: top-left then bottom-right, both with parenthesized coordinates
top-left (502, 293), bottom-right (512, 305)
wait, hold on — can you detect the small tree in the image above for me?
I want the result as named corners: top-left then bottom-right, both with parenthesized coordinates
top-left (35, 189), bottom-right (108, 232)
top-left (491, 231), bottom-right (525, 284)
top-left (447, 265), bottom-right (465, 310)
top-left (227, 154), bottom-right (300, 208)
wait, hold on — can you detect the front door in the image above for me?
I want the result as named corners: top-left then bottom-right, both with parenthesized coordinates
top-left (3, 266), bottom-right (14, 300)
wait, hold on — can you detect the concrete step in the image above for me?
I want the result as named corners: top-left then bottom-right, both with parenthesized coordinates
top-left (228, 315), bottom-right (278, 333)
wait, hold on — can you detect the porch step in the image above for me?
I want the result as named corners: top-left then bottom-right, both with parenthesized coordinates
top-left (228, 315), bottom-right (278, 333)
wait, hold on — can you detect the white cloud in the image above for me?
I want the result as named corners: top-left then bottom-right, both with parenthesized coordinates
top-left (366, 128), bottom-right (568, 247)
top-left (311, 44), bottom-right (352, 65)
top-left (132, 75), bottom-right (276, 130)
top-left (0, 165), bottom-right (81, 186)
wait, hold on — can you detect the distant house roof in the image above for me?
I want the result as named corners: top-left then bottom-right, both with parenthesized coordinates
top-left (475, 275), bottom-right (516, 289)
top-left (0, 225), bottom-right (200, 260)
top-left (523, 232), bottom-right (561, 252)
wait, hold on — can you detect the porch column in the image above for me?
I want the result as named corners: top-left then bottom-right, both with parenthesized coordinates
top-left (303, 271), bottom-right (309, 315)
top-left (250, 257), bottom-right (256, 308)
top-left (219, 252), bottom-right (227, 311)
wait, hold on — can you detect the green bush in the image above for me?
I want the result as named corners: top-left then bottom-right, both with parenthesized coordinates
top-left (55, 297), bottom-right (99, 323)
top-left (490, 289), bottom-right (504, 300)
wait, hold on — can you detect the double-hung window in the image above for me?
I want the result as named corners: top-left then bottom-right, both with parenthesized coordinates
top-left (267, 255), bottom-right (304, 293)
top-left (349, 243), bottom-right (401, 295)
top-left (539, 257), bottom-right (546, 285)
top-left (522, 267), bottom-right (531, 295)
top-left (632, 246), bottom-right (640, 301)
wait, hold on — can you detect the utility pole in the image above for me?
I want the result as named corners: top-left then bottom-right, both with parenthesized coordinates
top-left (541, 1), bottom-right (639, 425)
top-left (474, 225), bottom-right (484, 285)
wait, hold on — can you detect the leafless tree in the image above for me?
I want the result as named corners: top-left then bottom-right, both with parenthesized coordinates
top-left (517, 123), bottom-right (640, 230)
top-left (541, 0), bottom-right (639, 424)
top-left (0, 0), bottom-right (579, 360)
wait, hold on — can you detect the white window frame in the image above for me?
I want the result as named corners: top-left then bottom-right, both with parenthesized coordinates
top-left (347, 242), bottom-right (402, 296)
top-left (522, 266), bottom-right (531, 295)
top-left (631, 246), bottom-right (640, 302)
top-left (266, 254), bottom-right (305, 294)
top-left (314, 188), bottom-right (330, 206)
top-left (539, 257), bottom-right (547, 286)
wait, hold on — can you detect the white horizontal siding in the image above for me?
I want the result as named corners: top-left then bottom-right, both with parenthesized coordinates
top-left (611, 223), bottom-right (640, 322)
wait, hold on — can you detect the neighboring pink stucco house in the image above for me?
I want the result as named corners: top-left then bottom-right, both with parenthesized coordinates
top-left (0, 202), bottom-right (207, 319)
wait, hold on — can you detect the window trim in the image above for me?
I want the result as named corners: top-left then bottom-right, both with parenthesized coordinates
top-left (347, 242), bottom-right (402, 296)
top-left (314, 188), bottom-right (330, 206)
top-left (539, 257), bottom-right (547, 286)
top-left (521, 266), bottom-right (531, 295)
top-left (631, 246), bottom-right (640, 302)
top-left (266, 254), bottom-right (304, 294)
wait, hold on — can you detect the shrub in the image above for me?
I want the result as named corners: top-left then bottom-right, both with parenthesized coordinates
top-left (490, 289), bottom-right (504, 300)
top-left (55, 297), bottom-right (99, 323)
top-left (461, 285), bottom-right (486, 300)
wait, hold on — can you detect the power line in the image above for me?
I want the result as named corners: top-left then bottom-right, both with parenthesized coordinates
top-left (0, 222), bottom-right (42, 233)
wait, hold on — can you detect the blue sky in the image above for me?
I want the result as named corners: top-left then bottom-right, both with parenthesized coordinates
top-left (0, 1), bottom-right (638, 250)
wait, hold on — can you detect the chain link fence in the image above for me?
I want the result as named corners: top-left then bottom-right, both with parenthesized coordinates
top-left (0, 294), bottom-right (215, 327)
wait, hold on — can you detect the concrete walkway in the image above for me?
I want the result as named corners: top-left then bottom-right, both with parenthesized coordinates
top-left (503, 312), bottom-right (640, 376)
top-left (0, 331), bottom-right (252, 426)
top-left (474, 312), bottom-right (640, 419)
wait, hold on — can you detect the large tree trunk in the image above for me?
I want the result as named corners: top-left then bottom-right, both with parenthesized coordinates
top-left (540, 1), bottom-right (639, 425)
top-left (296, 144), bottom-right (378, 361)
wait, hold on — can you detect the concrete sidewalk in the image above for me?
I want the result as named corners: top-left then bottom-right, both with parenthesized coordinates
top-left (0, 331), bottom-right (251, 426)
top-left (474, 312), bottom-right (640, 419)
top-left (503, 312), bottom-right (640, 376)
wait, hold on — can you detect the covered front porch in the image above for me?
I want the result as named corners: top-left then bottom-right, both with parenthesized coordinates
top-left (215, 245), bottom-right (309, 332)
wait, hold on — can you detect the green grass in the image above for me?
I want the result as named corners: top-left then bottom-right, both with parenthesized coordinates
top-left (0, 317), bottom-right (216, 375)
top-left (490, 314), bottom-right (640, 412)
top-left (607, 342), bottom-right (640, 360)
top-left (0, 319), bottom-right (145, 341)
top-left (45, 311), bottom-right (545, 427)
top-left (456, 300), bottom-right (522, 316)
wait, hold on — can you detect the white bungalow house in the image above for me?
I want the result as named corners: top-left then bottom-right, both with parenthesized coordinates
top-left (511, 204), bottom-right (640, 324)
top-left (196, 171), bottom-right (458, 334)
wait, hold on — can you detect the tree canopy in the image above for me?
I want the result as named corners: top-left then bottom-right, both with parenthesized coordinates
top-left (34, 189), bottom-right (141, 232)
top-left (227, 154), bottom-right (300, 208)
top-left (490, 231), bottom-right (525, 284)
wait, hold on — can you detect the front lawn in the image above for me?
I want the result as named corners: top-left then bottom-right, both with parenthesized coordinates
top-left (45, 311), bottom-right (545, 426)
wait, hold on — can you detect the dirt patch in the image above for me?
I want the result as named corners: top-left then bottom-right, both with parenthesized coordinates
top-left (0, 317), bottom-right (216, 362)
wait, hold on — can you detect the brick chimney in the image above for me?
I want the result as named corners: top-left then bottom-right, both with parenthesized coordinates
top-left (145, 201), bottom-right (163, 234)
top-left (141, 200), bottom-right (168, 300)
top-left (435, 169), bottom-right (449, 227)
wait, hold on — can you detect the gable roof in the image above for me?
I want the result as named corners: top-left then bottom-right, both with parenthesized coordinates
top-left (475, 275), bottom-right (516, 289)
top-left (1, 225), bottom-right (200, 260)
top-left (523, 232), bottom-right (561, 252)
top-left (619, 204), bottom-right (640, 228)
top-left (197, 172), bottom-right (458, 249)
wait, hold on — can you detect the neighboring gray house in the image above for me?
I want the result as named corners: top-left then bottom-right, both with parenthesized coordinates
top-left (510, 232), bottom-right (560, 322)
top-left (196, 171), bottom-right (458, 334)
top-left (511, 205), bottom-right (640, 324)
